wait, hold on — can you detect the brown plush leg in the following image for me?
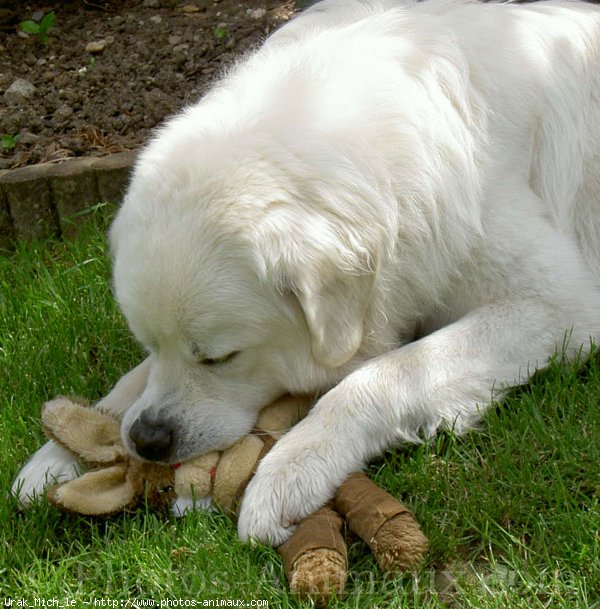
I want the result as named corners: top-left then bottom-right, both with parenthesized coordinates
top-left (277, 505), bottom-right (348, 606)
top-left (335, 472), bottom-right (428, 573)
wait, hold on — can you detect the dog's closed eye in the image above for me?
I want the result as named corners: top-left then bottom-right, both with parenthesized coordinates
top-left (199, 351), bottom-right (241, 366)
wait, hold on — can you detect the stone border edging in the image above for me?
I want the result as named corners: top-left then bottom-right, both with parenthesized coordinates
top-left (0, 150), bottom-right (137, 250)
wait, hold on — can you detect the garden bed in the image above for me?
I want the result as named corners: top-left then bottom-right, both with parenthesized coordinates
top-left (0, 0), bottom-right (297, 169)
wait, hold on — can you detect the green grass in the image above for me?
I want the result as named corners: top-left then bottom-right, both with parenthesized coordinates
top-left (1, 207), bottom-right (599, 608)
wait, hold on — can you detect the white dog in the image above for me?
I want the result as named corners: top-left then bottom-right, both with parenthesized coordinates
top-left (14, 0), bottom-right (600, 546)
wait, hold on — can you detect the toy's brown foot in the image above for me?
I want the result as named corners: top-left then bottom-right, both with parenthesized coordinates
top-left (287, 548), bottom-right (347, 606)
top-left (277, 505), bottom-right (347, 606)
top-left (335, 472), bottom-right (428, 574)
top-left (369, 510), bottom-right (428, 573)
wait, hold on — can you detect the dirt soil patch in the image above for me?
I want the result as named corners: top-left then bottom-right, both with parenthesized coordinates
top-left (0, 0), bottom-right (298, 169)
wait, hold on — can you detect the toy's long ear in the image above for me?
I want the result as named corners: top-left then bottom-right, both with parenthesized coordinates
top-left (254, 208), bottom-right (379, 368)
top-left (42, 397), bottom-right (127, 464)
top-left (47, 464), bottom-right (136, 516)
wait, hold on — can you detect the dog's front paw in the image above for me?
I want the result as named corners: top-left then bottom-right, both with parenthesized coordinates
top-left (11, 440), bottom-right (80, 506)
top-left (237, 433), bottom-right (347, 547)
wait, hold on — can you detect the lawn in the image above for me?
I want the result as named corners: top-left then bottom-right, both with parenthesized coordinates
top-left (1, 207), bottom-right (598, 608)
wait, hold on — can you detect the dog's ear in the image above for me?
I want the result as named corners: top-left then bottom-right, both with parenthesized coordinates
top-left (253, 207), bottom-right (379, 368)
top-left (295, 267), bottom-right (375, 368)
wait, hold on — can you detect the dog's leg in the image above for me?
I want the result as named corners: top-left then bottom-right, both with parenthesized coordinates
top-left (238, 296), bottom-right (599, 545)
top-left (94, 356), bottom-right (151, 417)
top-left (11, 358), bottom-right (150, 506)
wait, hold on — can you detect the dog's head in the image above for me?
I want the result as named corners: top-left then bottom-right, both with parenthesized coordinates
top-left (109, 129), bottom-right (387, 463)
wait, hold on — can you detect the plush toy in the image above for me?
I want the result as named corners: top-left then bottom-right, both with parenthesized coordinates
top-left (41, 394), bottom-right (428, 605)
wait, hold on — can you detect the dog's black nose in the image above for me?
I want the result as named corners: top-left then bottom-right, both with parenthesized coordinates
top-left (129, 412), bottom-right (174, 462)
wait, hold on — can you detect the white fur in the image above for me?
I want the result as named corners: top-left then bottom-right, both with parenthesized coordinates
top-left (12, 440), bottom-right (81, 504)
top-left (14, 0), bottom-right (600, 545)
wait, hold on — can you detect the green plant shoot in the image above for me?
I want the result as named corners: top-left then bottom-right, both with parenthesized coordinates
top-left (19, 11), bottom-right (56, 45)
